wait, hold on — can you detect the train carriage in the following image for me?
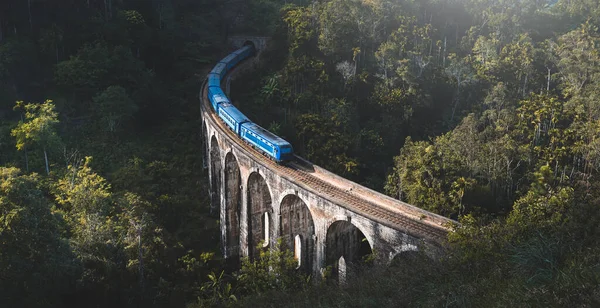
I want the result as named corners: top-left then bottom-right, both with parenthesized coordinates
top-left (211, 62), bottom-right (227, 78)
top-left (220, 53), bottom-right (240, 70)
top-left (208, 73), bottom-right (221, 88)
top-left (240, 122), bottom-right (294, 162)
top-left (205, 43), bottom-right (295, 162)
top-left (217, 103), bottom-right (250, 134)
top-left (208, 86), bottom-right (229, 110)
top-left (233, 45), bottom-right (254, 60)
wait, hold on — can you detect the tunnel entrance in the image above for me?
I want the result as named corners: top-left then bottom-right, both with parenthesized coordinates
top-left (325, 221), bottom-right (372, 282)
top-left (242, 40), bottom-right (257, 57)
top-left (247, 172), bottom-right (272, 260)
top-left (224, 152), bottom-right (241, 265)
top-left (209, 136), bottom-right (221, 215)
top-left (280, 195), bottom-right (315, 273)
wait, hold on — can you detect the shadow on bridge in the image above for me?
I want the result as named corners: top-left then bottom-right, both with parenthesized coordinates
top-left (326, 220), bottom-right (372, 283)
top-left (289, 156), bottom-right (316, 173)
top-left (247, 172), bottom-right (273, 261)
top-left (280, 194), bottom-right (315, 274)
top-left (224, 152), bottom-right (242, 266)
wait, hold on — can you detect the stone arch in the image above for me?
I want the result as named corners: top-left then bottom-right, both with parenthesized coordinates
top-left (202, 121), bottom-right (208, 168)
top-left (209, 136), bottom-right (222, 215)
top-left (279, 194), bottom-right (315, 273)
top-left (224, 152), bottom-right (242, 265)
top-left (390, 250), bottom-right (421, 269)
top-left (247, 171), bottom-right (273, 260)
top-left (325, 220), bottom-right (372, 281)
top-left (243, 40), bottom-right (256, 50)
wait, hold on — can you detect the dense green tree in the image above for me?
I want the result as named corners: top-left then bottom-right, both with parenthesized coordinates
top-left (53, 157), bottom-right (122, 305)
top-left (2, 0), bottom-right (600, 306)
top-left (92, 85), bottom-right (138, 133)
top-left (55, 43), bottom-right (153, 102)
top-left (295, 113), bottom-right (359, 177)
top-left (0, 167), bottom-right (77, 307)
top-left (11, 100), bottom-right (61, 175)
top-left (116, 192), bottom-right (165, 303)
top-left (0, 38), bottom-right (39, 103)
top-left (236, 239), bottom-right (309, 296)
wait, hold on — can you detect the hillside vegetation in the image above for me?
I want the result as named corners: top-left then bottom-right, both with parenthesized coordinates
top-left (231, 0), bottom-right (600, 306)
top-left (0, 0), bottom-right (275, 306)
top-left (1, 0), bottom-right (600, 307)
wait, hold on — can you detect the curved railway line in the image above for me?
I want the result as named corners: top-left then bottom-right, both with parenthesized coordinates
top-left (200, 58), bottom-right (455, 245)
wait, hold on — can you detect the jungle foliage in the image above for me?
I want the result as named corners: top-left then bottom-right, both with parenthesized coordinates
top-left (2, 0), bottom-right (600, 307)
top-left (230, 0), bottom-right (600, 306)
top-left (0, 0), bottom-right (257, 307)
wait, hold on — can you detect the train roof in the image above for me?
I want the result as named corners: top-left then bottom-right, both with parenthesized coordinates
top-left (219, 103), bottom-right (250, 123)
top-left (208, 86), bottom-right (227, 96)
top-left (219, 53), bottom-right (237, 64)
top-left (212, 93), bottom-right (229, 104)
top-left (233, 45), bottom-right (252, 55)
top-left (207, 73), bottom-right (221, 86)
top-left (208, 86), bottom-right (229, 102)
top-left (211, 63), bottom-right (226, 74)
top-left (242, 122), bottom-right (291, 147)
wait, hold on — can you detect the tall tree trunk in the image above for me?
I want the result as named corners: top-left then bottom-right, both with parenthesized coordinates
top-left (383, 57), bottom-right (387, 81)
top-left (28, 0), bottom-right (32, 31)
top-left (450, 85), bottom-right (460, 122)
top-left (103, 0), bottom-right (112, 22)
top-left (43, 147), bottom-right (49, 175)
top-left (429, 35), bottom-right (433, 57)
top-left (158, 5), bottom-right (162, 30)
top-left (137, 227), bottom-right (144, 297)
top-left (398, 170), bottom-right (403, 200)
top-left (20, 115), bottom-right (29, 171)
top-left (547, 68), bottom-right (551, 92)
top-left (104, 0), bottom-right (108, 22)
top-left (443, 36), bottom-right (447, 67)
top-left (523, 74), bottom-right (528, 97)
top-left (455, 24), bottom-right (458, 46)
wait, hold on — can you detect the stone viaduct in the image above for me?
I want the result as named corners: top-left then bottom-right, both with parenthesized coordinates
top-left (201, 37), bottom-right (456, 279)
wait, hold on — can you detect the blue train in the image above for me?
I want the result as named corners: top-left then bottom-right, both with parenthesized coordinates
top-left (207, 44), bottom-right (294, 163)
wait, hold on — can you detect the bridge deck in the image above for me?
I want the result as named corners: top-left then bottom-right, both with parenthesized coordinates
top-left (202, 62), bottom-right (456, 245)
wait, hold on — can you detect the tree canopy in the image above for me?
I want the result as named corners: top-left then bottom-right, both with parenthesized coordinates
top-left (2, 0), bottom-right (600, 306)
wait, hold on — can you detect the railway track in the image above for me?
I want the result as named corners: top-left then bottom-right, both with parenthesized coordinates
top-left (201, 62), bottom-right (453, 244)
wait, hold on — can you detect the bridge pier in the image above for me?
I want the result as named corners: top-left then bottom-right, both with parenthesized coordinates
top-left (239, 167), bottom-right (250, 259)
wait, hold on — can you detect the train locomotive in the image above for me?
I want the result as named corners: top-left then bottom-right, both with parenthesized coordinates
top-left (206, 44), bottom-right (294, 163)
